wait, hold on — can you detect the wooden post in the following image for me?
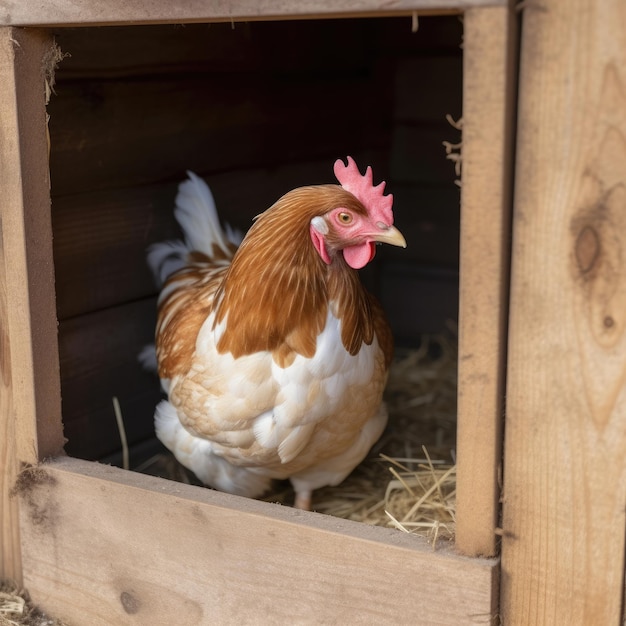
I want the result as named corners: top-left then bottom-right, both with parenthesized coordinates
top-left (502, 0), bottom-right (626, 623)
top-left (0, 26), bottom-right (63, 582)
top-left (455, 3), bottom-right (517, 557)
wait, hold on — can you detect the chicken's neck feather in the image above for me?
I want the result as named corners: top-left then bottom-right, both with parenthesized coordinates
top-left (214, 186), bottom-right (375, 367)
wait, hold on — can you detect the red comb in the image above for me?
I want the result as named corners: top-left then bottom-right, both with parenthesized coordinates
top-left (333, 156), bottom-right (394, 225)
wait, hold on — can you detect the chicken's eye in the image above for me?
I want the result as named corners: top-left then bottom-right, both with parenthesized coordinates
top-left (337, 212), bottom-right (353, 225)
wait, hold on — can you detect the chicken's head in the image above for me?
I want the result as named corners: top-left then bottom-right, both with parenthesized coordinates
top-left (309, 156), bottom-right (406, 269)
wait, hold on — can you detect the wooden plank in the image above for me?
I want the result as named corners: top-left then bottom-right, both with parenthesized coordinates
top-left (19, 456), bottom-right (499, 624)
top-left (0, 241), bottom-right (20, 582)
top-left (52, 184), bottom-right (179, 320)
top-left (4, 0), bottom-right (505, 28)
top-left (502, 0), bottom-right (626, 623)
top-left (0, 27), bottom-right (64, 581)
top-left (53, 18), bottom-right (464, 80)
top-left (394, 55), bottom-right (462, 122)
top-left (379, 263), bottom-right (458, 337)
top-left (391, 122), bottom-right (461, 185)
top-left (454, 4), bottom-right (517, 557)
top-left (53, 21), bottom-right (375, 79)
top-left (48, 68), bottom-right (390, 197)
top-left (58, 299), bottom-right (161, 461)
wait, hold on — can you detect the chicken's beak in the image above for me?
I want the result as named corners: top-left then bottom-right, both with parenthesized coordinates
top-left (372, 225), bottom-right (407, 248)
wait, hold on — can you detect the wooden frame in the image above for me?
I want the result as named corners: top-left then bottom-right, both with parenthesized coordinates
top-left (456, 4), bottom-right (517, 558)
top-left (0, 1), bottom-right (518, 623)
top-left (0, 26), bottom-right (65, 584)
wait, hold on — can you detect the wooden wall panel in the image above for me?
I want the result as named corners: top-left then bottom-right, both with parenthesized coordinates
top-left (48, 72), bottom-right (390, 197)
top-left (58, 299), bottom-right (161, 460)
top-left (502, 0), bottom-right (626, 622)
top-left (53, 22), bottom-right (375, 78)
top-left (52, 183), bottom-right (179, 320)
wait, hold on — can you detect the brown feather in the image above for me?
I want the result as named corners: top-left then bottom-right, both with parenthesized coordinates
top-left (156, 265), bottom-right (227, 379)
top-left (214, 185), bottom-right (376, 363)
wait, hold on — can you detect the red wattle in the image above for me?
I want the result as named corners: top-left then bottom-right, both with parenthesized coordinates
top-left (343, 241), bottom-right (376, 269)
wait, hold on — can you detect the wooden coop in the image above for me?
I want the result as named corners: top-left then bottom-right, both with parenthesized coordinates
top-left (1, 0), bottom-right (625, 624)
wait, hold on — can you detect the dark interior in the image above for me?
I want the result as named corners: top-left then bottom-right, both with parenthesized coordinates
top-left (48, 16), bottom-right (463, 465)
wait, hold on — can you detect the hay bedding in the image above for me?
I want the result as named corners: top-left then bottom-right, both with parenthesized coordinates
top-left (0, 582), bottom-right (67, 626)
top-left (138, 330), bottom-right (458, 545)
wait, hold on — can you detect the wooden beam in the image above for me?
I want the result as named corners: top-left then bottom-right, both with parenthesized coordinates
top-left (0, 175), bottom-right (21, 583)
top-left (0, 26), bottom-right (64, 581)
top-left (455, 3), bottom-right (517, 557)
top-left (502, 0), bottom-right (626, 623)
top-left (0, 27), bottom-right (64, 463)
top-left (4, 0), bottom-right (506, 28)
top-left (18, 457), bottom-right (499, 624)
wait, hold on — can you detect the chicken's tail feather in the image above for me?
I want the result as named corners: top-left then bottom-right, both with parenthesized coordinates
top-left (146, 240), bottom-right (190, 286)
top-left (146, 172), bottom-right (242, 286)
top-left (175, 171), bottom-right (233, 256)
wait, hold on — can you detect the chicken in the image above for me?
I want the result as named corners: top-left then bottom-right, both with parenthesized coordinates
top-left (147, 157), bottom-right (406, 510)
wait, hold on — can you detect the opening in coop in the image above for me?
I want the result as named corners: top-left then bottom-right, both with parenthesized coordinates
top-left (50, 16), bottom-right (462, 541)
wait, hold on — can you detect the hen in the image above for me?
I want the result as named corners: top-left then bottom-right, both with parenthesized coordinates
top-left (147, 157), bottom-right (406, 510)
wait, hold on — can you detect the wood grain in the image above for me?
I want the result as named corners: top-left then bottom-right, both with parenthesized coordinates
top-left (0, 138), bottom-right (21, 582)
top-left (19, 456), bottom-right (499, 625)
top-left (502, 0), bottom-right (626, 623)
top-left (454, 5), bottom-right (517, 557)
top-left (0, 27), bottom-right (64, 581)
top-left (4, 0), bottom-right (505, 27)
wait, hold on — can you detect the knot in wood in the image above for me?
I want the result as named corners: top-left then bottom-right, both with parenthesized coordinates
top-left (120, 591), bottom-right (141, 614)
top-left (575, 225), bottom-right (601, 275)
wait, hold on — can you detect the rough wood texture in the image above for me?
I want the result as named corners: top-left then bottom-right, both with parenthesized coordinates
top-left (0, 27), bottom-right (64, 582)
top-left (0, 173), bottom-right (20, 583)
top-left (502, 0), bottom-right (626, 623)
top-left (19, 457), bottom-right (499, 625)
top-left (4, 0), bottom-right (505, 27)
top-left (455, 4), bottom-right (516, 557)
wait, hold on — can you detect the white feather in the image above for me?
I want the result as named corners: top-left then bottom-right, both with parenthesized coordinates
top-left (175, 171), bottom-right (232, 257)
top-left (146, 240), bottom-right (190, 286)
top-left (155, 399), bottom-right (271, 497)
top-left (252, 411), bottom-right (278, 449)
top-left (289, 402), bottom-right (388, 493)
top-left (146, 172), bottom-right (240, 287)
top-left (137, 343), bottom-right (158, 372)
top-left (277, 423), bottom-right (316, 464)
